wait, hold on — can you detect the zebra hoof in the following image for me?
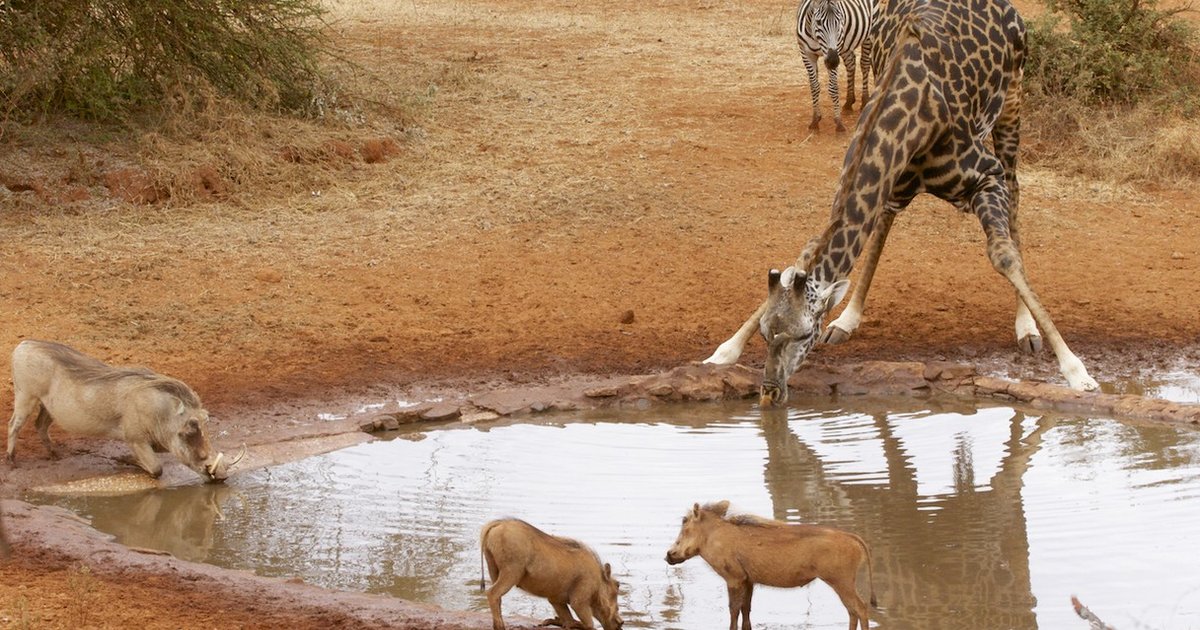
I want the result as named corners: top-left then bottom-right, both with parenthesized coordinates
top-left (1017, 333), bottom-right (1043, 354)
top-left (834, 121), bottom-right (847, 133)
top-left (821, 325), bottom-right (852, 345)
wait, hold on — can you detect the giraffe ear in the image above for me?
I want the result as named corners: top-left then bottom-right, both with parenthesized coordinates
top-left (818, 279), bottom-right (851, 313)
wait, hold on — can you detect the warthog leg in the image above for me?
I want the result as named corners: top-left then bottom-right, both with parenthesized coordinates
top-left (485, 567), bottom-right (522, 630)
top-left (6, 392), bottom-right (43, 463)
top-left (566, 598), bottom-right (596, 630)
top-left (726, 581), bottom-right (750, 630)
top-left (828, 576), bottom-right (870, 630)
top-left (127, 442), bottom-right (163, 478)
top-left (544, 601), bottom-right (575, 627)
top-left (34, 407), bottom-right (57, 459)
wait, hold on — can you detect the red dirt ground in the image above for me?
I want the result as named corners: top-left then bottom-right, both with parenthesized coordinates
top-left (1, 0), bottom-right (1199, 627)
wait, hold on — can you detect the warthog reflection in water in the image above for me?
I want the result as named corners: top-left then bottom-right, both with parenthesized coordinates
top-left (6, 340), bottom-right (242, 482)
top-left (89, 484), bottom-right (234, 562)
top-left (480, 518), bottom-right (623, 630)
top-left (665, 500), bottom-right (877, 630)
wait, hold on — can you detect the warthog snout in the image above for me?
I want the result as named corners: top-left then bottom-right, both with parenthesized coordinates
top-left (203, 445), bottom-right (246, 483)
top-left (665, 551), bottom-right (684, 565)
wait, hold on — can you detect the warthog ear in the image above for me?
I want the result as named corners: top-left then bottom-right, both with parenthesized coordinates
top-left (603, 563), bottom-right (612, 579)
top-left (691, 503), bottom-right (701, 517)
top-left (712, 500), bottom-right (730, 517)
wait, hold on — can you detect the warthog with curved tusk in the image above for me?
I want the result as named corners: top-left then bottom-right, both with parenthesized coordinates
top-left (480, 518), bottom-right (624, 630)
top-left (666, 500), bottom-right (876, 630)
top-left (6, 340), bottom-right (242, 483)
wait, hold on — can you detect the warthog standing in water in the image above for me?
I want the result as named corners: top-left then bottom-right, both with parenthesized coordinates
top-left (665, 501), bottom-right (876, 630)
top-left (6, 340), bottom-right (242, 482)
top-left (480, 518), bottom-right (623, 630)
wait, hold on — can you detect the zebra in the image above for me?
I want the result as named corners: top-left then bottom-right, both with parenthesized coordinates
top-left (796, 0), bottom-right (879, 132)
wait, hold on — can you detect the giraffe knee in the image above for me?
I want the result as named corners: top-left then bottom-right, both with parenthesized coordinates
top-left (987, 243), bottom-right (1022, 275)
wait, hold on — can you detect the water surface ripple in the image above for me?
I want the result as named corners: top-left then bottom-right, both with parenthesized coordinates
top-left (34, 398), bottom-right (1200, 629)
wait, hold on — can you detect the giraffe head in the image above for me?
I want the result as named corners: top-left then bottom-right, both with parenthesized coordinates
top-left (758, 267), bottom-right (850, 407)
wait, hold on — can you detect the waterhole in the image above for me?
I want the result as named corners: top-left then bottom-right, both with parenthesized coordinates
top-left (30, 396), bottom-right (1200, 630)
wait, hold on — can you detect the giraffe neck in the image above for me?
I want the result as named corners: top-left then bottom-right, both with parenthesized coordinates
top-left (810, 216), bottom-right (875, 285)
top-left (803, 13), bottom-right (932, 289)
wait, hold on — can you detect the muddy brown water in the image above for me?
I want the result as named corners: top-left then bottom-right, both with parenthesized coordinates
top-left (27, 391), bottom-right (1200, 630)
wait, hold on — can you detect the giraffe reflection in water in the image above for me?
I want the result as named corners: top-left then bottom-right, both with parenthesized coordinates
top-left (758, 398), bottom-right (1044, 629)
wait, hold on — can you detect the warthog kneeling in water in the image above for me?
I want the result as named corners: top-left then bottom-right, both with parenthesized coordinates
top-left (666, 501), bottom-right (876, 630)
top-left (6, 340), bottom-right (242, 482)
top-left (480, 518), bottom-right (623, 630)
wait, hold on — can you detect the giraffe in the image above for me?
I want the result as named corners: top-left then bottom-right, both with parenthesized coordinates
top-left (705, 0), bottom-right (1100, 405)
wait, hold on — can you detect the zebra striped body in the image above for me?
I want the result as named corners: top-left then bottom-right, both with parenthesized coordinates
top-left (796, 0), bottom-right (879, 132)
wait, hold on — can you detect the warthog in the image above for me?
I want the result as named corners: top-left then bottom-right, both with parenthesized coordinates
top-left (665, 501), bottom-right (876, 630)
top-left (480, 518), bottom-right (623, 630)
top-left (6, 340), bottom-right (242, 482)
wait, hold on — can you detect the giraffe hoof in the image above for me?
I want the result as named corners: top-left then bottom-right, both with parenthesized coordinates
top-left (821, 325), bottom-right (852, 345)
top-left (1017, 333), bottom-right (1043, 354)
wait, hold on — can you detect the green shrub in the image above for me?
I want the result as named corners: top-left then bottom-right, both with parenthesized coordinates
top-left (1025, 0), bottom-right (1200, 106)
top-left (0, 0), bottom-right (330, 121)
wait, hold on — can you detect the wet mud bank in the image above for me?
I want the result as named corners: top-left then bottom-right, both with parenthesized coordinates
top-left (0, 500), bottom-right (511, 630)
top-left (360, 361), bottom-right (1200, 432)
top-left (2, 360), bottom-right (1197, 629)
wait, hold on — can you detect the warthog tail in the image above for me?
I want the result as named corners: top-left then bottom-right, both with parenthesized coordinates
top-left (479, 520), bottom-right (499, 591)
top-left (851, 532), bottom-right (878, 608)
top-left (479, 546), bottom-right (486, 591)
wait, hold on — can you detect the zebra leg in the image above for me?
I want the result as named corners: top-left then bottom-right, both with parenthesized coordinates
top-left (802, 52), bottom-right (823, 131)
top-left (827, 63), bottom-right (845, 132)
top-left (841, 50), bottom-right (857, 112)
top-left (859, 40), bottom-right (872, 107)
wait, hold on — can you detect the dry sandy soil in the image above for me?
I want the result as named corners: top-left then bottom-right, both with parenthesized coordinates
top-left (1, 0), bottom-right (1199, 627)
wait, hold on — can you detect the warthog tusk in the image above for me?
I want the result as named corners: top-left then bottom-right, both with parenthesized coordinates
top-left (208, 452), bottom-right (224, 474)
top-left (227, 444), bottom-right (247, 469)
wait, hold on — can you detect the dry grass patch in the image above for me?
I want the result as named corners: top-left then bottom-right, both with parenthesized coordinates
top-left (1024, 98), bottom-right (1200, 185)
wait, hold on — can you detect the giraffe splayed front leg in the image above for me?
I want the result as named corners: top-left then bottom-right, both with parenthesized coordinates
top-left (822, 211), bottom-right (895, 344)
top-left (704, 300), bottom-right (769, 365)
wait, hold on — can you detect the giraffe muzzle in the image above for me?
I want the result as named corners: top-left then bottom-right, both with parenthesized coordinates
top-left (760, 382), bottom-right (787, 407)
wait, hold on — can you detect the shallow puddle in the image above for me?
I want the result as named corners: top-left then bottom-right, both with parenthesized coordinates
top-left (1108, 369), bottom-right (1200, 404)
top-left (30, 396), bottom-right (1200, 630)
